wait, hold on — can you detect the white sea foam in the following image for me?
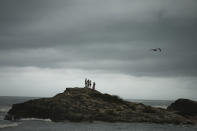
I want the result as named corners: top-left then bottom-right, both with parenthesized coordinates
top-left (0, 115), bottom-right (3, 120)
top-left (0, 123), bottom-right (19, 129)
top-left (0, 107), bottom-right (11, 113)
top-left (153, 105), bottom-right (168, 109)
top-left (21, 118), bottom-right (52, 122)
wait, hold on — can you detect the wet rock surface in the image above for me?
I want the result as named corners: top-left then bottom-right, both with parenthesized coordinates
top-left (4, 88), bottom-right (196, 124)
top-left (167, 98), bottom-right (197, 123)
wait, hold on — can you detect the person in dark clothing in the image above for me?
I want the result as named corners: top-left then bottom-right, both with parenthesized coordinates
top-left (87, 80), bottom-right (90, 88)
top-left (90, 80), bottom-right (92, 88)
top-left (92, 82), bottom-right (96, 90)
top-left (85, 78), bottom-right (87, 88)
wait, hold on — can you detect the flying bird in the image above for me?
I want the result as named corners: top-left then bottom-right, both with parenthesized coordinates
top-left (150, 48), bottom-right (162, 52)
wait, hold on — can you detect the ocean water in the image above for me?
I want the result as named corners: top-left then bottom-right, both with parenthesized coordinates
top-left (0, 96), bottom-right (197, 131)
top-left (128, 99), bottom-right (173, 109)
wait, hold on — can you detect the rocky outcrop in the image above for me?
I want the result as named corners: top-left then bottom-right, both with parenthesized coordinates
top-left (4, 88), bottom-right (195, 124)
top-left (167, 98), bottom-right (197, 122)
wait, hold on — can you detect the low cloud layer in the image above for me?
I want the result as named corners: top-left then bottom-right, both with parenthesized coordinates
top-left (0, 0), bottom-right (197, 98)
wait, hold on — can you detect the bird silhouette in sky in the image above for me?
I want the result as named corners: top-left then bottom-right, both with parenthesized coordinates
top-left (150, 48), bottom-right (162, 52)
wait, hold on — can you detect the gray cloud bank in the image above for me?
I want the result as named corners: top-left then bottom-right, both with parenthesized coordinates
top-left (0, 0), bottom-right (197, 77)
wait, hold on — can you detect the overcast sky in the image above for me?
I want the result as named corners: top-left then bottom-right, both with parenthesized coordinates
top-left (0, 0), bottom-right (197, 100)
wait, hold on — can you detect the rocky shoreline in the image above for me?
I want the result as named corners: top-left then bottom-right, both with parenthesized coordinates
top-left (4, 87), bottom-right (197, 124)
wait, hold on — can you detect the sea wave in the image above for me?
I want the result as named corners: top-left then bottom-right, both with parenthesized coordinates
top-left (21, 118), bottom-right (52, 122)
top-left (0, 123), bottom-right (19, 129)
top-left (153, 105), bottom-right (168, 109)
top-left (0, 107), bottom-right (11, 113)
top-left (0, 115), bottom-right (3, 120)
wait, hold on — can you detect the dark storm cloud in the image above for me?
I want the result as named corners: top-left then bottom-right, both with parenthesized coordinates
top-left (0, 0), bottom-right (197, 77)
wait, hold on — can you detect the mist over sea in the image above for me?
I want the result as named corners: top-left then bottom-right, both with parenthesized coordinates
top-left (0, 96), bottom-right (196, 131)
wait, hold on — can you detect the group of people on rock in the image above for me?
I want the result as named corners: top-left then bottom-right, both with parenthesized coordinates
top-left (85, 78), bottom-right (96, 90)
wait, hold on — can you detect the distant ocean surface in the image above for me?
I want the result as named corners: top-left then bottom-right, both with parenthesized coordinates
top-left (0, 96), bottom-right (197, 131)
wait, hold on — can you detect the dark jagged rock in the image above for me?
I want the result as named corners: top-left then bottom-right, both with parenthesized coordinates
top-left (167, 99), bottom-right (197, 117)
top-left (4, 88), bottom-right (195, 124)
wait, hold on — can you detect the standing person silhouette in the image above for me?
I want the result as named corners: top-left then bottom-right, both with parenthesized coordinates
top-left (85, 78), bottom-right (87, 88)
top-left (86, 80), bottom-right (89, 88)
top-left (92, 82), bottom-right (96, 90)
top-left (90, 80), bottom-right (92, 88)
